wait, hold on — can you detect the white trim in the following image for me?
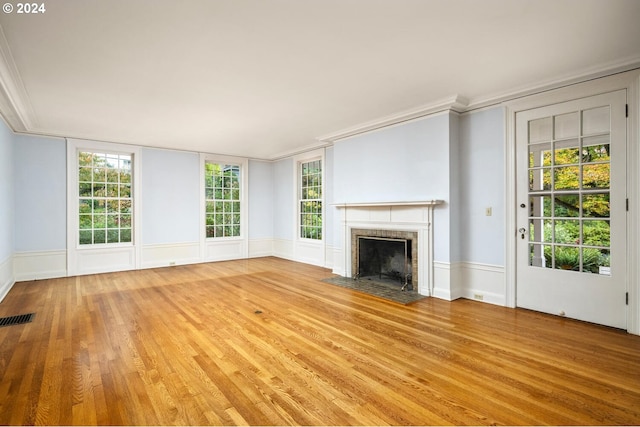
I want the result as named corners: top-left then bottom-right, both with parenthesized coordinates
top-left (273, 238), bottom-right (294, 261)
top-left (0, 26), bottom-right (37, 132)
top-left (628, 73), bottom-right (640, 335)
top-left (292, 149), bottom-right (326, 266)
top-left (337, 203), bottom-right (436, 297)
top-left (66, 138), bottom-right (142, 276)
top-left (248, 238), bottom-right (274, 259)
top-left (324, 244), bottom-right (336, 270)
top-left (458, 262), bottom-right (506, 306)
top-left (141, 242), bottom-right (200, 269)
top-left (433, 261), bottom-right (453, 301)
top-left (0, 254), bottom-right (14, 302)
top-left (467, 56), bottom-right (640, 112)
top-left (504, 69), bottom-right (640, 335)
top-left (199, 154), bottom-right (249, 262)
top-left (334, 200), bottom-right (445, 208)
top-left (13, 250), bottom-right (66, 281)
top-left (317, 95), bottom-right (468, 143)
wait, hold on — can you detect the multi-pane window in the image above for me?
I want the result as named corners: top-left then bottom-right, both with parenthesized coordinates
top-left (300, 159), bottom-right (322, 240)
top-left (78, 151), bottom-right (132, 245)
top-left (205, 162), bottom-right (241, 238)
top-left (527, 106), bottom-right (612, 273)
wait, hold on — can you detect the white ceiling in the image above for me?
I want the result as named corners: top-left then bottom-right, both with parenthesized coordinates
top-left (0, 0), bottom-right (639, 159)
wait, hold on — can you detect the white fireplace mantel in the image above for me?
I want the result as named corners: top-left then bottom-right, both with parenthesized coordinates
top-left (333, 200), bottom-right (444, 209)
top-left (332, 200), bottom-right (444, 297)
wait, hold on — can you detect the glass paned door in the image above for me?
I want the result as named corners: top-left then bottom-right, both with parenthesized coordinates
top-left (527, 107), bottom-right (611, 274)
top-left (516, 90), bottom-right (627, 329)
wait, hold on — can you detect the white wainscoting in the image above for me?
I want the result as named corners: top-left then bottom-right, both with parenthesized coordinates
top-left (458, 262), bottom-right (506, 306)
top-left (273, 239), bottom-right (294, 261)
top-left (13, 250), bottom-right (67, 281)
top-left (434, 261), bottom-right (506, 305)
top-left (72, 247), bottom-right (136, 276)
top-left (324, 245), bottom-right (336, 270)
top-left (0, 254), bottom-right (14, 302)
top-left (204, 239), bottom-right (247, 262)
top-left (248, 238), bottom-right (274, 259)
top-left (141, 242), bottom-right (201, 269)
top-left (433, 261), bottom-right (454, 300)
top-left (294, 239), bottom-right (325, 267)
top-left (332, 247), bottom-right (345, 276)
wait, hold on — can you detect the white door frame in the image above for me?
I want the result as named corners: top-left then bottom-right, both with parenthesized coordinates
top-left (504, 70), bottom-right (640, 335)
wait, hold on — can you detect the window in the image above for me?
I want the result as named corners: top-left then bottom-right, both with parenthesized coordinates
top-left (205, 162), bottom-right (241, 238)
top-left (299, 159), bottom-right (322, 240)
top-left (78, 151), bottom-right (132, 245)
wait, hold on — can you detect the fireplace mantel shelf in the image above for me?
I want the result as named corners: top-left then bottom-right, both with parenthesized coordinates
top-left (333, 200), bottom-right (444, 208)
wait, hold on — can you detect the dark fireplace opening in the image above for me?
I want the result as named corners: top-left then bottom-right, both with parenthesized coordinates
top-left (357, 237), bottom-right (413, 290)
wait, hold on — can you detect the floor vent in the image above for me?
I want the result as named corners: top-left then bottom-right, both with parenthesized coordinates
top-left (0, 313), bottom-right (35, 328)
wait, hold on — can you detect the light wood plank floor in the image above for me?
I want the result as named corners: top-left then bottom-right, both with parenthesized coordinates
top-left (1, 257), bottom-right (639, 425)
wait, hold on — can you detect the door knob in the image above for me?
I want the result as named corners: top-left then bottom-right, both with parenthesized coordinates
top-left (519, 228), bottom-right (526, 239)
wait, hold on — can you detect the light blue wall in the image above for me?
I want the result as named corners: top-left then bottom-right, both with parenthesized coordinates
top-left (273, 158), bottom-right (294, 240)
top-left (141, 148), bottom-right (200, 245)
top-left (0, 120), bottom-right (14, 261)
top-left (459, 107), bottom-right (505, 266)
top-left (13, 134), bottom-right (66, 252)
top-left (5, 107), bottom-right (506, 269)
top-left (248, 159), bottom-right (274, 239)
top-left (334, 114), bottom-right (451, 204)
top-left (333, 113), bottom-right (453, 262)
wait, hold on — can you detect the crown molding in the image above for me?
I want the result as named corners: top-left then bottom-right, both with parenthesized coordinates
top-left (268, 139), bottom-right (333, 161)
top-left (0, 25), bottom-right (37, 133)
top-left (315, 58), bottom-right (640, 147)
top-left (316, 94), bottom-right (469, 143)
top-left (465, 55), bottom-right (640, 112)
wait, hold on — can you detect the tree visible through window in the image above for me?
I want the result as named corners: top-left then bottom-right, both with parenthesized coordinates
top-left (205, 162), bottom-right (241, 238)
top-left (78, 151), bottom-right (132, 245)
top-left (300, 159), bottom-right (322, 240)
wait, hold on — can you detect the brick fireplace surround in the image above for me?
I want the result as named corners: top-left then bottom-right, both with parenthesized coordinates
top-left (351, 228), bottom-right (419, 288)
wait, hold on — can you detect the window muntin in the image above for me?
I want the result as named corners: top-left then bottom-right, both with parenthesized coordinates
top-left (78, 151), bottom-right (132, 245)
top-left (205, 162), bottom-right (241, 238)
top-left (527, 107), bottom-right (612, 273)
top-left (299, 159), bottom-right (322, 240)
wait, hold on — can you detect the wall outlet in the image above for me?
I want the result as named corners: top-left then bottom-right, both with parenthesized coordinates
top-left (169, 261), bottom-right (176, 266)
top-left (474, 293), bottom-right (484, 301)
top-left (485, 207), bottom-right (492, 216)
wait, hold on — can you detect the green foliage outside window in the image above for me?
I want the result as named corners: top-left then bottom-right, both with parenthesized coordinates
top-left (78, 151), bottom-right (132, 245)
top-left (530, 142), bottom-right (611, 272)
top-left (300, 160), bottom-right (322, 240)
top-left (205, 162), bottom-right (241, 238)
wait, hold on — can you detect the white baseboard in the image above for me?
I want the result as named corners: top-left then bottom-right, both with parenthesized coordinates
top-left (141, 242), bottom-right (201, 269)
top-left (0, 254), bottom-right (15, 302)
top-left (458, 262), bottom-right (506, 306)
top-left (14, 250), bottom-right (67, 281)
top-left (433, 261), bottom-right (506, 305)
top-left (433, 261), bottom-right (455, 300)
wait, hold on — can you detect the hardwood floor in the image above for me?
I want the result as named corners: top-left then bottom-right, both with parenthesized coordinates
top-left (0, 257), bottom-right (639, 425)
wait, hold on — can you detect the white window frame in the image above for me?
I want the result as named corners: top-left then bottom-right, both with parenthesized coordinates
top-left (292, 149), bottom-right (325, 266)
top-left (199, 153), bottom-right (248, 261)
top-left (66, 139), bottom-right (141, 276)
top-left (298, 156), bottom-right (324, 241)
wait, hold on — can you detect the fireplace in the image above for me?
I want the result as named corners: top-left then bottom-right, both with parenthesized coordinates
top-left (334, 200), bottom-right (443, 296)
top-left (351, 228), bottom-right (418, 290)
